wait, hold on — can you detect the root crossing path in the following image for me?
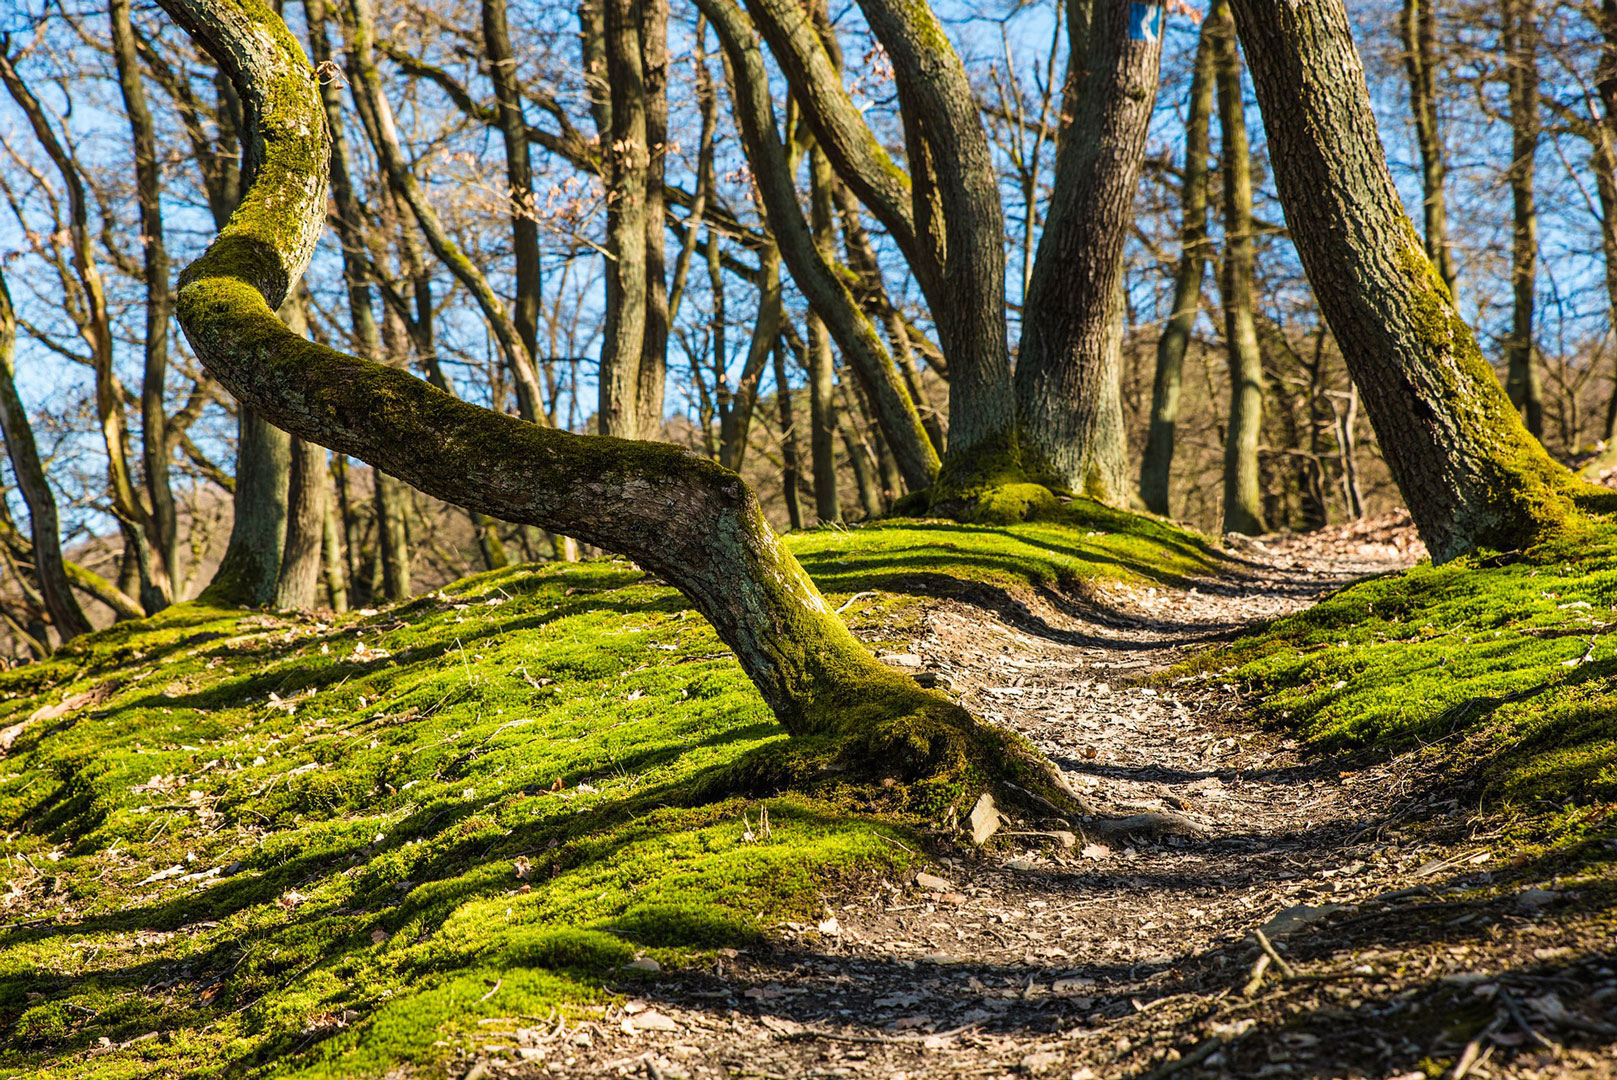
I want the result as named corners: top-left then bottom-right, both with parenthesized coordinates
top-left (496, 525), bottom-right (1613, 1080)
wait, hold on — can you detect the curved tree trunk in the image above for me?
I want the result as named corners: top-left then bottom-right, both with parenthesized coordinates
top-left (149, 0), bottom-right (1093, 829)
top-left (0, 268), bottom-right (93, 642)
top-left (1140, 18), bottom-right (1214, 517)
top-left (1228, 0), bottom-right (1592, 562)
top-left (1213, 4), bottom-right (1266, 536)
top-left (1014, 0), bottom-right (1163, 502)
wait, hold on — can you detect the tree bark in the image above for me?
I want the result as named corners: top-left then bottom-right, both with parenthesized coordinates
top-left (1213, 4), bottom-right (1266, 536)
top-left (276, 436), bottom-right (328, 609)
top-left (1228, 0), bottom-right (1591, 562)
top-left (1140, 18), bottom-right (1214, 516)
top-left (1502, 0), bottom-right (1544, 438)
top-left (1014, 0), bottom-right (1163, 503)
top-left (0, 267), bottom-right (93, 641)
top-left (1399, 0), bottom-right (1458, 299)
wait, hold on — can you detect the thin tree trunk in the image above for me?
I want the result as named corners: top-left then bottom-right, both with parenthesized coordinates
top-left (638, 0), bottom-right (670, 438)
top-left (1228, 0), bottom-right (1590, 562)
top-left (277, 437), bottom-right (328, 609)
top-left (112, 0), bottom-right (181, 595)
top-left (1140, 17), bottom-right (1214, 515)
top-left (1503, 0), bottom-right (1543, 439)
top-left (481, 0), bottom-right (543, 367)
top-left (773, 338), bottom-right (806, 530)
top-left (1400, 0), bottom-right (1458, 298)
top-left (0, 267), bottom-right (92, 641)
top-left (321, 490), bottom-right (349, 612)
top-left (1014, 0), bottom-right (1164, 503)
top-left (1214, 4), bottom-right (1266, 535)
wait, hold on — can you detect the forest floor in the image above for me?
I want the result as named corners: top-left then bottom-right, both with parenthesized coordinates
top-left (3, 506), bottom-right (1614, 1080)
top-left (515, 519), bottom-right (1617, 1080)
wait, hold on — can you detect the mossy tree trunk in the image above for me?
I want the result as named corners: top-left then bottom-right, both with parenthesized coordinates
top-left (1213, 3), bottom-right (1266, 536)
top-left (1139, 17), bottom-right (1214, 517)
top-left (149, 0), bottom-right (1092, 826)
top-left (0, 268), bottom-right (93, 642)
top-left (1228, 0), bottom-right (1591, 562)
top-left (1014, 0), bottom-right (1164, 502)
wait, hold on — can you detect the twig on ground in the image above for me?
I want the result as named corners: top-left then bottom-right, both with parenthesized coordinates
top-left (834, 591), bottom-right (877, 615)
top-left (1241, 953), bottom-right (1270, 997)
top-left (1451, 1016), bottom-right (1503, 1080)
top-left (1251, 928), bottom-right (1296, 978)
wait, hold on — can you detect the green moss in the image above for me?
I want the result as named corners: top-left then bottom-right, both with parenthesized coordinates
top-left (0, 514), bottom-right (1208, 1078)
top-left (1188, 519), bottom-right (1617, 811)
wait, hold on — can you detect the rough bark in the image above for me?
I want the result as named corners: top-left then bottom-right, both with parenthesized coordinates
top-left (1140, 19), bottom-right (1214, 516)
top-left (0, 267), bottom-right (92, 641)
top-left (1228, 0), bottom-right (1592, 562)
top-left (1502, 0), bottom-right (1544, 438)
top-left (1213, 5), bottom-right (1266, 536)
top-left (148, 0), bottom-right (1091, 820)
top-left (1014, 0), bottom-right (1163, 502)
top-left (276, 436), bottom-right (328, 609)
top-left (1399, 0), bottom-right (1458, 298)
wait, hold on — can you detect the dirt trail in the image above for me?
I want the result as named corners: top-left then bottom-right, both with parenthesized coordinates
top-left (496, 524), bottom-right (1617, 1080)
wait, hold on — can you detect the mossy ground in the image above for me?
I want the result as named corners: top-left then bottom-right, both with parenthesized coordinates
top-left (0, 509), bottom-right (1218, 1079)
top-left (1189, 514), bottom-right (1617, 855)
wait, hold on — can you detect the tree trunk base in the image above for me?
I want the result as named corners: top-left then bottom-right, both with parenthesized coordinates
top-left (698, 691), bottom-right (1088, 824)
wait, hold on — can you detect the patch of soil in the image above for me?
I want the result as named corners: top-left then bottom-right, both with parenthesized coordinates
top-left (475, 522), bottom-right (1616, 1080)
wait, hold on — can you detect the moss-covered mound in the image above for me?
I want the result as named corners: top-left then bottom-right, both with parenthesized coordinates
top-left (1193, 517), bottom-right (1617, 817)
top-left (0, 511), bottom-right (1217, 1079)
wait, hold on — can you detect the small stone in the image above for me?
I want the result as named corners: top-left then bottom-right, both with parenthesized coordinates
top-left (970, 793), bottom-right (1001, 845)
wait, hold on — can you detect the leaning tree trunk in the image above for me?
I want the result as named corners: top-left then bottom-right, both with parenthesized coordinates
top-left (1014, 0), bottom-right (1163, 503)
top-left (0, 267), bottom-right (93, 642)
top-left (152, 0), bottom-right (1080, 815)
top-left (1228, 0), bottom-right (1596, 563)
top-left (1213, 3), bottom-right (1266, 536)
top-left (1140, 17), bottom-right (1214, 517)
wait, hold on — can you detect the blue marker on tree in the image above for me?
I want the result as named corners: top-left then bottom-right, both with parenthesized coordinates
top-left (1129, 2), bottom-right (1163, 42)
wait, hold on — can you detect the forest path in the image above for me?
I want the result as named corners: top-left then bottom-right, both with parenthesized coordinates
top-left (510, 520), bottom-right (1608, 1080)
